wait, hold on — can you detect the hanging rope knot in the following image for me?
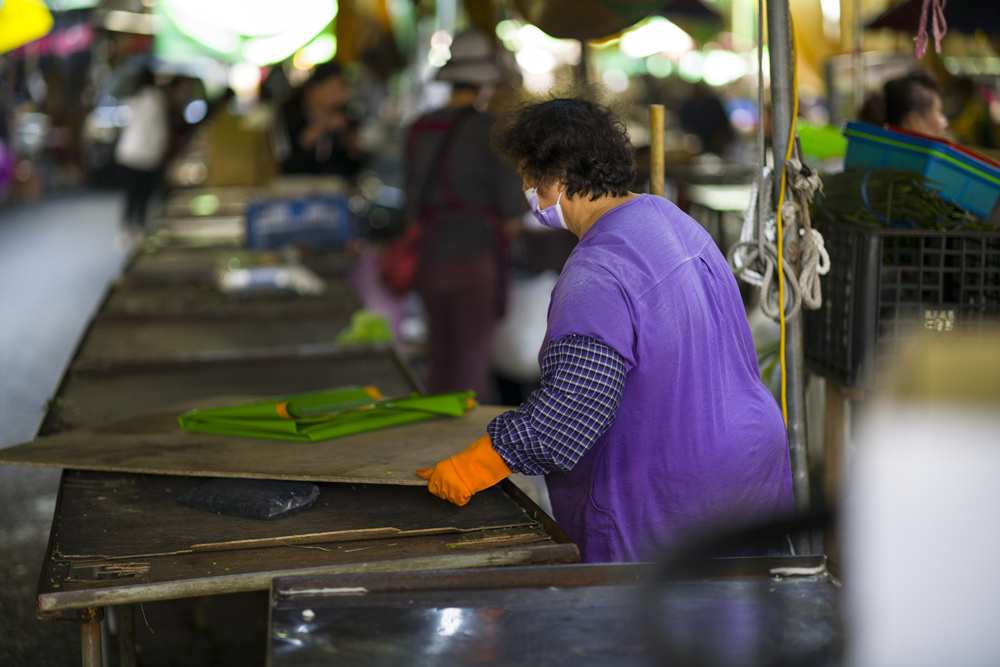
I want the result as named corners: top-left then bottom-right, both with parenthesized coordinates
top-left (727, 159), bottom-right (829, 322)
top-left (785, 158), bottom-right (822, 199)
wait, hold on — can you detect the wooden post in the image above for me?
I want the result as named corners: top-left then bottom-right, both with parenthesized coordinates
top-left (649, 104), bottom-right (664, 197)
top-left (334, 0), bottom-right (358, 63)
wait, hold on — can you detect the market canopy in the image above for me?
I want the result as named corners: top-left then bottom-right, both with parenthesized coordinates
top-left (865, 0), bottom-right (1000, 39)
top-left (153, 0), bottom-right (337, 66)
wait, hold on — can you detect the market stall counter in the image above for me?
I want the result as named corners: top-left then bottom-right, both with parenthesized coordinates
top-left (2, 405), bottom-right (577, 667)
top-left (268, 557), bottom-right (842, 666)
top-left (96, 275), bottom-right (358, 320)
top-left (119, 245), bottom-right (355, 287)
top-left (161, 185), bottom-right (259, 220)
top-left (142, 213), bottom-right (247, 249)
top-left (41, 348), bottom-right (422, 434)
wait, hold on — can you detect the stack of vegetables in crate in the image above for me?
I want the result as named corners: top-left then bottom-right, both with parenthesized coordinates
top-left (804, 122), bottom-right (1000, 388)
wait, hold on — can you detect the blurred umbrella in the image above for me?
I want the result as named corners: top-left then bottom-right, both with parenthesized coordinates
top-left (515, 0), bottom-right (710, 40)
top-left (655, 0), bottom-right (722, 44)
top-left (866, 0), bottom-right (999, 38)
top-left (0, 0), bottom-right (53, 53)
top-left (656, 0), bottom-right (721, 23)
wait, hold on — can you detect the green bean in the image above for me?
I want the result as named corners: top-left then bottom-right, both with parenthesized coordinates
top-left (810, 166), bottom-right (989, 231)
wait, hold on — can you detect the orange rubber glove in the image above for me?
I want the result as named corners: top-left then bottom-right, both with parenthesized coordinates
top-left (416, 435), bottom-right (512, 506)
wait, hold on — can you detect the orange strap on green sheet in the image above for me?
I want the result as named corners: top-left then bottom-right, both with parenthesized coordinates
top-left (179, 386), bottom-right (476, 442)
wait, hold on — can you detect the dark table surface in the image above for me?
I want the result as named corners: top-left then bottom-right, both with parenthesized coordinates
top-left (37, 472), bottom-right (577, 618)
top-left (269, 557), bottom-right (843, 667)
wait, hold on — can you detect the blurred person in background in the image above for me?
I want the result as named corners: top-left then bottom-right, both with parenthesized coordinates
top-left (401, 29), bottom-right (527, 402)
top-left (679, 81), bottom-right (735, 156)
top-left (271, 61), bottom-right (363, 180)
top-left (417, 90), bottom-right (794, 563)
top-left (858, 69), bottom-right (948, 138)
top-left (114, 66), bottom-right (170, 237)
top-left (946, 76), bottom-right (998, 150)
top-left (0, 73), bottom-right (13, 203)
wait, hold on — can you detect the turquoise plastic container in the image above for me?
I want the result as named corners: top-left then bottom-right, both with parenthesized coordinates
top-left (843, 121), bottom-right (1000, 218)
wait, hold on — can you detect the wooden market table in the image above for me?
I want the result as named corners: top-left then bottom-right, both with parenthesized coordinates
top-left (94, 276), bottom-right (359, 320)
top-left (7, 184), bottom-right (535, 664)
top-left (35, 472), bottom-right (574, 667)
top-left (120, 245), bottom-right (355, 286)
top-left (70, 314), bottom-right (361, 368)
top-left (41, 345), bottom-right (424, 434)
top-left (41, 234), bottom-right (422, 434)
top-left (2, 405), bottom-right (576, 667)
top-left (160, 186), bottom-right (259, 220)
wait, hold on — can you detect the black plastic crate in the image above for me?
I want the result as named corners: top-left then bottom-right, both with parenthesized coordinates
top-left (803, 220), bottom-right (1000, 387)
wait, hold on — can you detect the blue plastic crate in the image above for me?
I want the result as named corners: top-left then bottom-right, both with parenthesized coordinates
top-left (244, 194), bottom-right (356, 250)
top-left (843, 122), bottom-right (1000, 218)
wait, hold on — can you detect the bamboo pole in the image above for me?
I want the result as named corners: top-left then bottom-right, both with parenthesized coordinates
top-left (649, 104), bottom-right (664, 197)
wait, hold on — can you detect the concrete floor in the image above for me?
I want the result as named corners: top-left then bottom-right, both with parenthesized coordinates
top-left (0, 190), bottom-right (130, 665)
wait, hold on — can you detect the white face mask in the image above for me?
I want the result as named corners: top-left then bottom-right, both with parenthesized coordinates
top-left (524, 188), bottom-right (568, 230)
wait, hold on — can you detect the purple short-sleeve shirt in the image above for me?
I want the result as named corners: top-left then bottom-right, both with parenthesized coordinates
top-left (543, 194), bottom-right (794, 562)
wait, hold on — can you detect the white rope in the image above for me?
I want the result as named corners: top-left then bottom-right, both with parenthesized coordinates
top-left (787, 158), bottom-right (829, 312)
top-left (728, 158), bottom-right (829, 321)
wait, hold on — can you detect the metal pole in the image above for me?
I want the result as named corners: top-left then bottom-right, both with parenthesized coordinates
top-left (765, 0), bottom-right (812, 551)
top-left (79, 607), bottom-right (103, 667)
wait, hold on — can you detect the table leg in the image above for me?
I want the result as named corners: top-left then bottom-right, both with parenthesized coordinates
top-left (119, 604), bottom-right (137, 667)
top-left (824, 379), bottom-right (863, 569)
top-left (78, 607), bottom-right (103, 667)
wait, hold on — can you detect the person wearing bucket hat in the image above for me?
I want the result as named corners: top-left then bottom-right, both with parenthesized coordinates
top-left (434, 29), bottom-right (503, 87)
top-left (398, 29), bottom-right (527, 402)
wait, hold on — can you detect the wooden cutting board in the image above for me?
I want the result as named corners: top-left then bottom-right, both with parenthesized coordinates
top-left (55, 469), bottom-right (535, 559)
top-left (0, 399), bottom-right (510, 486)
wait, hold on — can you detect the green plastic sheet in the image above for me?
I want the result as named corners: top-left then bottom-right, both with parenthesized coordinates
top-left (178, 386), bottom-right (477, 442)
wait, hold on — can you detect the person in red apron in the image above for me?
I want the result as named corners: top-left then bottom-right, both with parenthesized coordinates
top-left (417, 93), bottom-right (795, 563)
top-left (402, 30), bottom-right (527, 401)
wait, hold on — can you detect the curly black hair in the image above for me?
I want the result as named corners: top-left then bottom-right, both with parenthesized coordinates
top-left (491, 86), bottom-right (636, 201)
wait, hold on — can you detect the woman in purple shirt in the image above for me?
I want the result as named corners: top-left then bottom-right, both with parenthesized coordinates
top-left (418, 91), bottom-right (794, 563)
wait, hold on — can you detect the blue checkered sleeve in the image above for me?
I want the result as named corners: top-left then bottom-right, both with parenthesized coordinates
top-left (487, 334), bottom-right (627, 475)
